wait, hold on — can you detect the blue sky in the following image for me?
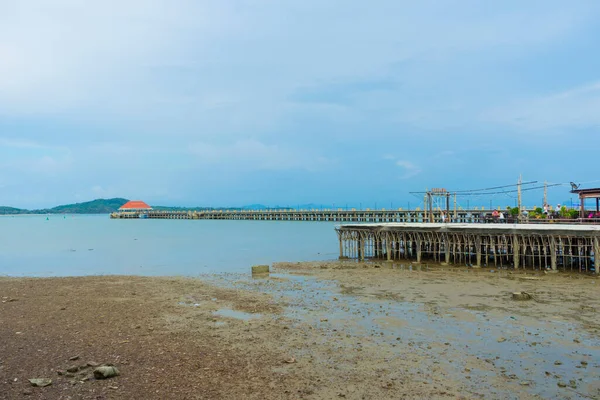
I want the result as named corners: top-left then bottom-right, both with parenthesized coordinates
top-left (1, 0), bottom-right (599, 209)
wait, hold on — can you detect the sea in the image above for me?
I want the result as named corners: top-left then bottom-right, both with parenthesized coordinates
top-left (0, 214), bottom-right (339, 277)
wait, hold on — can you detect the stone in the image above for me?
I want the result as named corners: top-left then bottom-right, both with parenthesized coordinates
top-left (23, 389), bottom-right (33, 395)
top-left (87, 361), bottom-right (100, 367)
top-left (66, 366), bottom-right (79, 373)
top-left (557, 382), bottom-right (567, 388)
top-left (251, 265), bottom-right (270, 274)
top-left (554, 361), bottom-right (562, 365)
top-left (283, 357), bottom-right (297, 364)
top-left (93, 366), bottom-right (120, 379)
top-left (69, 356), bottom-right (79, 361)
top-left (28, 378), bottom-right (52, 387)
top-left (569, 380), bottom-right (577, 389)
top-left (512, 292), bottom-right (532, 301)
top-left (497, 337), bottom-right (506, 343)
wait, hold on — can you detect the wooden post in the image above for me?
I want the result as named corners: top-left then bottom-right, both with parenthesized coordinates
top-left (475, 236), bottom-right (482, 268)
top-left (386, 234), bottom-right (392, 261)
top-left (358, 235), bottom-right (365, 261)
top-left (339, 234), bottom-right (344, 259)
top-left (444, 234), bottom-right (450, 264)
top-left (416, 239), bottom-right (422, 263)
top-left (550, 236), bottom-right (557, 271)
top-left (595, 237), bottom-right (600, 274)
top-left (513, 235), bottom-right (520, 269)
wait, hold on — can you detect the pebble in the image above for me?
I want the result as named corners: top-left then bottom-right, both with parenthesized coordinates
top-left (66, 366), bottom-right (79, 373)
top-left (93, 366), bottom-right (120, 379)
top-left (69, 356), bottom-right (80, 361)
top-left (28, 378), bottom-right (52, 387)
top-left (497, 337), bottom-right (506, 343)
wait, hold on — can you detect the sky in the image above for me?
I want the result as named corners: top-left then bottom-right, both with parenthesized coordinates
top-left (1, 0), bottom-right (600, 209)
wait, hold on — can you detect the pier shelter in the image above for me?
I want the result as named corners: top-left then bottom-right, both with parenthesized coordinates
top-left (571, 187), bottom-right (600, 217)
top-left (336, 223), bottom-right (600, 273)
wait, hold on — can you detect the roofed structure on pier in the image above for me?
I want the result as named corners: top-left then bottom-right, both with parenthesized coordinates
top-left (119, 200), bottom-right (152, 211)
top-left (570, 187), bottom-right (600, 215)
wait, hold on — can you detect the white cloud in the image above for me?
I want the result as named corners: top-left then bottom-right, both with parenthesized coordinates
top-left (395, 160), bottom-right (422, 179)
top-left (188, 139), bottom-right (332, 171)
top-left (482, 81), bottom-right (600, 131)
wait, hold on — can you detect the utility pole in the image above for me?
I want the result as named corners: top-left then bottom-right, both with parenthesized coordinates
top-left (423, 191), bottom-right (428, 222)
top-left (517, 175), bottom-right (523, 222)
top-left (453, 192), bottom-right (457, 220)
top-left (543, 181), bottom-right (548, 208)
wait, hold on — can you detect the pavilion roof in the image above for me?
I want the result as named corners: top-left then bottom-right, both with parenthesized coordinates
top-left (119, 200), bottom-right (152, 210)
top-left (571, 187), bottom-right (600, 198)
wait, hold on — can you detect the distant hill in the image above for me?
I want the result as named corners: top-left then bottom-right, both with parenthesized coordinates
top-left (0, 198), bottom-right (129, 215)
top-left (0, 206), bottom-right (26, 215)
top-left (0, 198), bottom-right (310, 215)
top-left (47, 198), bottom-right (129, 214)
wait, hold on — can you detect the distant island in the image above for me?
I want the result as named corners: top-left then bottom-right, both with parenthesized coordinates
top-left (0, 198), bottom-right (303, 215)
top-left (0, 198), bottom-right (130, 215)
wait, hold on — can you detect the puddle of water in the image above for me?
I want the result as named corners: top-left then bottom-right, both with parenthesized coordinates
top-left (202, 271), bottom-right (600, 400)
top-left (178, 301), bottom-right (201, 307)
top-left (213, 308), bottom-right (262, 321)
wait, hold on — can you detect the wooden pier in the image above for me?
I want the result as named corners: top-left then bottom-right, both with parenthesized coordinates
top-left (111, 209), bottom-right (508, 223)
top-left (336, 223), bottom-right (600, 273)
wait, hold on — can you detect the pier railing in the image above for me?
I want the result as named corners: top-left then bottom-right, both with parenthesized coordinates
top-left (110, 209), bottom-right (599, 224)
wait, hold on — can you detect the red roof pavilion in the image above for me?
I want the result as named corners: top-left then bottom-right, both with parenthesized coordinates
top-left (119, 200), bottom-right (152, 210)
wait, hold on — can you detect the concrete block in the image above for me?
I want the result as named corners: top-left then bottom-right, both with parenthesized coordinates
top-left (251, 265), bottom-right (270, 274)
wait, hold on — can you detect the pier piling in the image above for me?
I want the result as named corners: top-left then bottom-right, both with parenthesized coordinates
top-left (336, 223), bottom-right (600, 273)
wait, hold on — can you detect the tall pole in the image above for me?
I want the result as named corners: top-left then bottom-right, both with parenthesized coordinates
top-left (543, 180), bottom-right (547, 208)
top-left (424, 191), bottom-right (428, 222)
top-left (453, 192), bottom-right (457, 219)
top-left (428, 192), bottom-right (434, 223)
top-left (518, 174), bottom-right (522, 222)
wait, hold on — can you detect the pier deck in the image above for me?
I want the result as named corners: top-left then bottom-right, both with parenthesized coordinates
top-left (336, 223), bottom-right (600, 273)
top-left (111, 209), bottom-right (535, 223)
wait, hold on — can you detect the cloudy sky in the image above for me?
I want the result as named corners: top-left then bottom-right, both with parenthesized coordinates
top-left (1, 0), bottom-right (599, 209)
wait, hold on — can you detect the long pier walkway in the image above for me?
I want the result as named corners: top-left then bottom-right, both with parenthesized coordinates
top-left (336, 223), bottom-right (600, 273)
top-left (112, 209), bottom-right (501, 223)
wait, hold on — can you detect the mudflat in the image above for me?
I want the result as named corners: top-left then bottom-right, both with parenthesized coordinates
top-left (1, 263), bottom-right (599, 399)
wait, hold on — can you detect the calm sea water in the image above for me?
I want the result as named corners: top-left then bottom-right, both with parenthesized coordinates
top-left (0, 215), bottom-right (339, 277)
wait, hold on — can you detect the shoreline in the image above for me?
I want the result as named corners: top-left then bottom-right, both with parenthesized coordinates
top-left (1, 262), bottom-right (599, 399)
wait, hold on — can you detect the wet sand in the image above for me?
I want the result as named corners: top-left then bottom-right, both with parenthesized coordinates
top-left (1, 263), bottom-right (599, 399)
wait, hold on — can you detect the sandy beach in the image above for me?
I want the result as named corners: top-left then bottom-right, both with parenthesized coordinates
top-left (1, 263), bottom-right (599, 399)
